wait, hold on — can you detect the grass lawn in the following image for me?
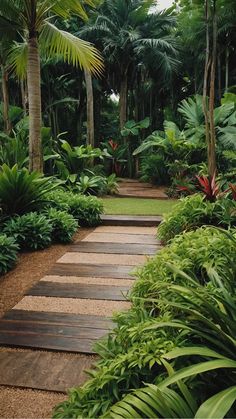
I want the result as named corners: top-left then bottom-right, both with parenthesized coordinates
top-left (102, 197), bottom-right (178, 215)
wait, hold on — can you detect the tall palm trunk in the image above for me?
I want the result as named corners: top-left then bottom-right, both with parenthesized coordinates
top-left (27, 37), bottom-right (42, 173)
top-left (84, 69), bottom-right (94, 147)
top-left (208, 0), bottom-right (217, 178)
top-left (119, 70), bottom-right (128, 129)
top-left (1, 65), bottom-right (11, 134)
top-left (202, 0), bottom-right (212, 178)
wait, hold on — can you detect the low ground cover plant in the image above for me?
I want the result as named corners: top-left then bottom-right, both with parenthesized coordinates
top-left (0, 234), bottom-right (19, 274)
top-left (54, 227), bottom-right (236, 418)
top-left (3, 212), bottom-right (52, 250)
top-left (45, 208), bottom-right (78, 243)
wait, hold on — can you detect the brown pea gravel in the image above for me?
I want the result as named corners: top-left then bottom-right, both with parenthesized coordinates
top-left (0, 386), bottom-right (66, 419)
top-left (0, 228), bottom-right (92, 318)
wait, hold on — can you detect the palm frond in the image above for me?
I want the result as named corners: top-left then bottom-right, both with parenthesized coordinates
top-left (7, 41), bottom-right (28, 79)
top-left (40, 21), bottom-right (104, 76)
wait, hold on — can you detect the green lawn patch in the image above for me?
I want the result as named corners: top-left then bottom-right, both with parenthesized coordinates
top-left (102, 197), bottom-right (178, 215)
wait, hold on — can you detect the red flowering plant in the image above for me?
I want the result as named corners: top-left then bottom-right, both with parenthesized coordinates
top-left (101, 139), bottom-right (127, 176)
top-left (227, 183), bottom-right (236, 201)
top-left (196, 173), bottom-right (220, 202)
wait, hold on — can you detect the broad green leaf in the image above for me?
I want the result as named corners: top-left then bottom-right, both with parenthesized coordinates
top-left (195, 386), bottom-right (236, 419)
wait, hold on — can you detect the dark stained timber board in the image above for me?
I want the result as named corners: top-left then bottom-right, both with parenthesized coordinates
top-left (27, 282), bottom-right (131, 301)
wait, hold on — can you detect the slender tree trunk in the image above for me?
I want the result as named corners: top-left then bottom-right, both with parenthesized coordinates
top-left (217, 53), bottom-right (221, 101)
top-left (94, 91), bottom-right (101, 146)
top-left (208, 0), bottom-right (217, 178)
top-left (27, 37), bottom-right (42, 173)
top-left (119, 70), bottom-right (128, 129)
top-left (1, 65), bottom-right (11, 134)
top-left (225, 45), bottom-right (229, 93)
top-left (202, 0), bottom-right (211, 177)
top-left (84, 69), bottom-right (94, 147)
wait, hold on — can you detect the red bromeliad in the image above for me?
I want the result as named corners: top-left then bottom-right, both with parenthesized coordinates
top-left (196, 173), bottom-right (219, 201)
top-left (108, 139), bottom-right (118, 150)
top-left (228, 184), bottom-right (236, 200)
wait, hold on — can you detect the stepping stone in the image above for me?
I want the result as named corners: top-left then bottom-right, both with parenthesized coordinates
top-left (0, 351), bottom-right (94, 392)
top-left (101, 215), bottom-right (162, 226)
top-left (83, 232), bottom-right (158, 244)
top-left (49, 263), bottom-right (134, 279)
top-left (71, 242), bottom-right (159, 255)
top-left (27, 282), bottom-right (131, 301)
top-left (57, 252), bottom-right (147, 266)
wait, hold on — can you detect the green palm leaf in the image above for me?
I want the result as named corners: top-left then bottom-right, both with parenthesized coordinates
top-left (40, 22), bottom-right (103, 75)
top-left (195, 386), bottom-right (236, 419)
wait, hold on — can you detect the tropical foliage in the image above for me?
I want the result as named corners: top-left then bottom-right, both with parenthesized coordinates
top-left (53, 227), bottom-right (236, 418)
top-left (0, 234), bottom-right (19, 274)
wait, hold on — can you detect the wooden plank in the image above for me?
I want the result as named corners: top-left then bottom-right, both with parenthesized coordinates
top-left (27, 282), bottom-right (130, 301)
top-left (3, 310), bottom-right (114, 329)
top-left (0, 319), bottom-right (109, 339)
top-left (101, 214), bottom-right (162, 226)
top-left (0, 351), bottom-right (94, 392)
top-left (69, 242), bottom-right (159, 255)
top-left (49, 263), bottom-right (134, 279)
top-left (0, 332), bottom-right (97, 354)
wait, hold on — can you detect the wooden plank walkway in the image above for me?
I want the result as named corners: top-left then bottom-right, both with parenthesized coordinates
top-left (0, 218), bottom-right (161, 392)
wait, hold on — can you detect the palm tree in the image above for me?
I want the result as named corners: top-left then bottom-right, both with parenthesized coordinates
top-left (0, 0), bottom-right (103, 172)
top-left (80, 0), bottom-right (178, 129)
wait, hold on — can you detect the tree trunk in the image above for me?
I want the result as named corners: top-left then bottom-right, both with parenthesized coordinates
top-left (119, 71), bottom-right (128, 130)
top-left (27, 37), bottom-right (42, 173)
top-left (1, 65), bottom-right (11, 134)
top-left (202, 0), bottom-right (211, 177)
top-left (84, 69), bottom-right (94, 147)
top-left (225, 45), bottom-right (229, 93)
top-left (217, 53), bottom-right (221, 101)
top-left (208, 0), bottom-right (217, 178)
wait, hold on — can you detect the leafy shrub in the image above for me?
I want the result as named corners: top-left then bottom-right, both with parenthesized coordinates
top-left (4, 212), bottom-right (52, 250)
top-left (105, 174), bottom-right (119, 195)
top-left (76, 173), bottom-right (107, 195)
top-left (140, 154), bottom-right (169, 185)
top-left (158, 194), bottom-right (216, 243)
top-left (46, 190), bottom-right (103, 226)
top-left (0, 234), bottom-right (19, 274)
top-left (54, 227), bottom-right (236, 418)
top-left (0, 164), bottom-right (57, 215)
top-left (134, 226), bottom-right (236, 300)
top-left (45, 208), bottom-right (78, 243)
top-left (158, 193), bottom-right (236, 243)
